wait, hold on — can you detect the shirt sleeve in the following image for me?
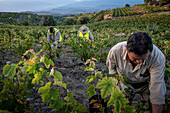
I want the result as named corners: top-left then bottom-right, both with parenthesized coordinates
top-left (77, 31), bottom-right (80, 37)
top-left (89, 32), bottom-right (94, 41)
top-left (149, 54), bottom-right (166, 105)
top-left (47, 31), bottom-right (50, 42)
top-left (106, 48), bottom-right (117, 74)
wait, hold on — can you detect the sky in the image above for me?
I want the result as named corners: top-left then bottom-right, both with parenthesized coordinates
top-left (0, 0), bottom-right (143, 12)
top-left (0, 0), bottom-right (85, 12)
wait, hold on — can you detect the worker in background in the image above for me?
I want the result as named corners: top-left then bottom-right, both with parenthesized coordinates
top-left (77, 25), bottom-right (94, 43)
top-left (47, 27), bottom-right (62, 48)
top-left (46, 27), bottom-right (62, 62)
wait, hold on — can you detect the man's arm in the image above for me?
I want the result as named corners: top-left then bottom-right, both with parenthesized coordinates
top-left (77, 31), bottom-right (80, 37)
top-left (106, 48), bottom-right (117, 74)
top-left (47, 31), bottom-right (50, 42)
top-left (149, 53), bottom-right (166, 113)
top-left (89, 32), bottom-right (94, 43)
top-left (152, 104), bottom-right (163, 113)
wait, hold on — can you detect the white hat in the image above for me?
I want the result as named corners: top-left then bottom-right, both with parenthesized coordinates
top-left (79, 25), bottom-right (89, 34)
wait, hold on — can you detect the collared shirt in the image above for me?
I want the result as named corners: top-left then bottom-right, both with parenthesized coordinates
top-left (106, 41), bottom-right (166, 105)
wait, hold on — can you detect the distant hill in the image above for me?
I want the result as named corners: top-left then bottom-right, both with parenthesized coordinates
top-left (0, 12), bottom-right (43, 26)
top-left (0, 1), bottom-right (169, 26)
top-left (47, 0), bottom-right (144, 15)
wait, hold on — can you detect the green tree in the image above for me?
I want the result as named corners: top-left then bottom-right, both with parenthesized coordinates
top-left (125, 4), bottom-right (130, 7)
top-left (21, 20), bottom-right (29, 26)
top-left (77, 16), bottom-right (90, 24)
top-left (159, 0), bottom-right (170, 6)
top-left (144, 0), bottom-right (157, 4)
top-left (65, 17), bottom-right (75, 25)
top-left (42, 15), bottom-right (56, 26)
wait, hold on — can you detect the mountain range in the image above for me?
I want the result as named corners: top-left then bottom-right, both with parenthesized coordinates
top-left (38, 0), bottom-right (144, 15)
top-left (0, 0), bottom-right (144, 15)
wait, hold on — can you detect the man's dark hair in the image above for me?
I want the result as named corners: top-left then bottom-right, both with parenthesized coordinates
top-left (127, 32), bottom-right (153, 55)
top-left (49, 27), bottom-right (54, 33)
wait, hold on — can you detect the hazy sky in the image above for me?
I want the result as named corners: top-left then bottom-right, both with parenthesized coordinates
top-left (0, 0), bottom-right (144, 12)
top-left (0, 0), bottom-right (86, 12)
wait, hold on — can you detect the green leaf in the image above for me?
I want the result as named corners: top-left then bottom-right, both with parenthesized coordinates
top-left (87, 85), bottom-right (96, 97)
top-left (89, 61), bottom-right (95, 68)
top-left (38, 82), bottom-right (51, 102)
top-left (44, 56), bottom-right (51, 68)
top-left (50, 68), bottom-right (62, 81)
top-left (40, 55), bottom-right (45, 62)
top-left (38, 82), bottom-right (51, 93)
top-left (3, 64), bottom-right (17, 77)
top-left (84, 67), bottom-right (95, 72)
top-left (49, 59), bottom-right (54, 66)
top-left (32, 73), bottom-right (42, 84)
top-left (62, 83), bottom-right (67, 89)
top-left (49, 98), bottom-right (63, 109)
top-left (115, 100), bottom-right (121, 113)
top-left (107, 94), bottom-right (114, 107)
top-left (40, 55), bottom-right (54, 68)
top-left (18, 60), bottom-right (25, 65)
top-left (96, 76), bottom-right (117, 98)
top-left (0, 110), bottom-right (10, 113)
top-left (119, 93), bottom-right (129, 108)
top-left (24, 59), bottom-right (36, 65)
top-left (26, 65), bottom-right (36, 74)
top-left (95, 71), bottom-right (103, 78)
top-left (85, 75), bottom-right (96, 84)
top-left (23, 50), bottom-right (29, 56)
top-left (124, 105), bottom-right (136, 113)
top-left (50, 88), bottom-right (59, 100)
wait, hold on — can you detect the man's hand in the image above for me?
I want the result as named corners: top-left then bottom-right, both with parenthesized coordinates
top-left (152, 104), bottom-right (163, 113)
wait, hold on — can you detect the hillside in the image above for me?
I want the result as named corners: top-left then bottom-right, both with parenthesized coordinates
top-left (48, 0), bottom-right (144, 15)
top-left (87, 3), bottom-right (170, 23)
top-left (0, 2), bottom-right (169, 26)
top-left (0, 12), bottom-right (43, 26)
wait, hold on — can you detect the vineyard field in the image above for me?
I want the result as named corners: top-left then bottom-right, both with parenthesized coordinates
top-left (0, 13), bottom-right (170, 113)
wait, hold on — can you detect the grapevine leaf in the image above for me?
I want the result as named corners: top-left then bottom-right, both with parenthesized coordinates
top-left (40, 55), bottom-right (54, 68)
top-left (62, 83), bottom-right (67, 89)
top-left (32, 73), bottom-right (41, 84)
top-left (85, 75), bottom-right (96, 84)
top-left (24, 59), bottom-right (36, 65)
top-left (87, 85), bottom-right (96, 97)
top-left (26, 65), bottom-right (36, 74)
top-left (38, 82), bottom-right (51, 93)
top-left (84, 67), bottom-right (95, 72)
top-left (23, 50), bottom-right (29, 56)
top-left (38, 82), bottom-right (51, 102)
top-left (96, 76), bottom-right (117, 98)
top-left (89, 61), bottom-right (95, 68)
top-left (95, 71), bottom-right (103, 78)
top-left (107, 94), bottom-right (114, 107)
top-left (50, 88), bottom-right (59, 100)
top-left (115, 99), bottom-right (121, 113)
top-left (50, 68), bottom-right (62, 81)
top-left (40, 55), bottom-right (45, 62)
top-left (3, 64), bottom-right (17, 77)
top-left (124, 105), bottom-right (136, 113)
top-left (49, 98), bottom-right (63, 109)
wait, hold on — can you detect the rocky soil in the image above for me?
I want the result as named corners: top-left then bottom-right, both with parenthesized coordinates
top-left (0, 44), bottom-right (108, 113)
top-left (0, 42), bottom-right (169, 113)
